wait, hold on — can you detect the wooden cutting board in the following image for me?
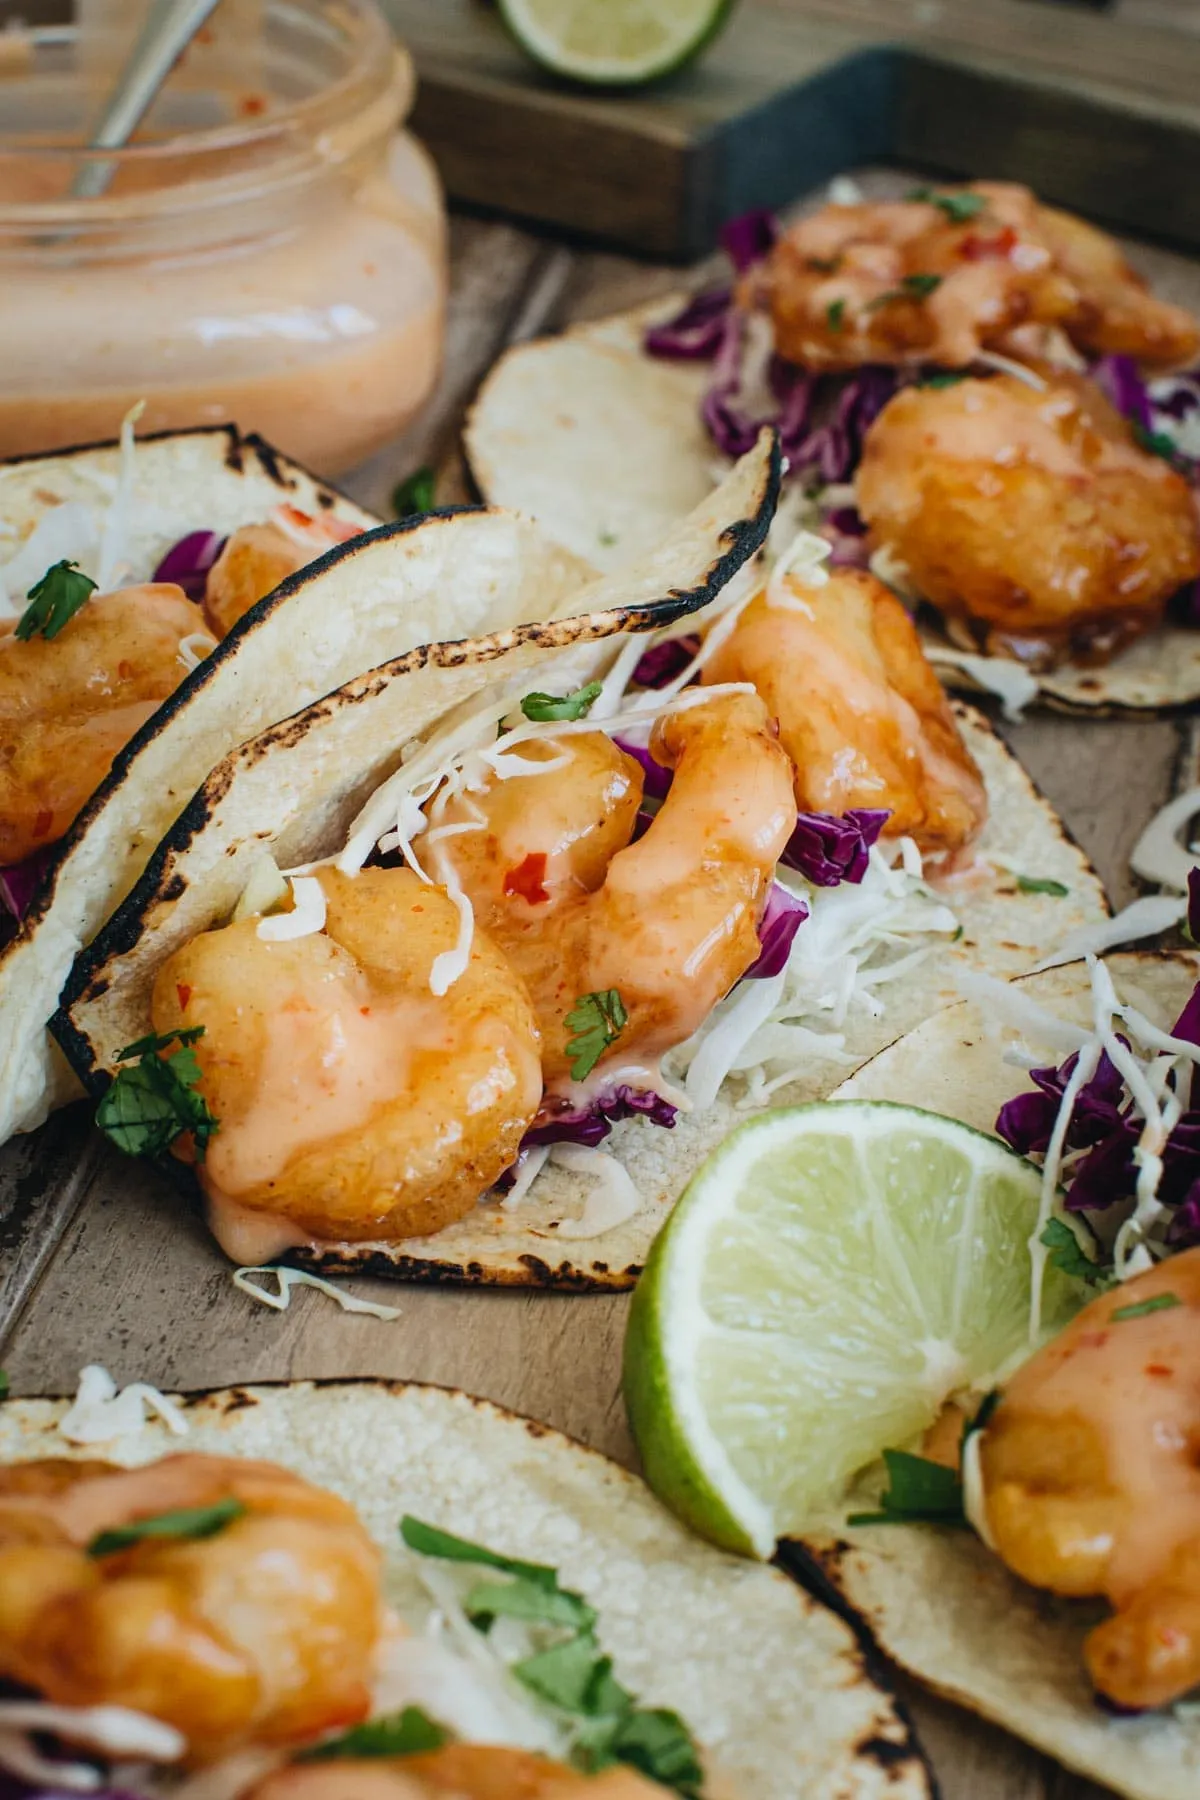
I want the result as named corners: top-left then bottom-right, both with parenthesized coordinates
top-left (384, 0), bottom-right (1200, 259)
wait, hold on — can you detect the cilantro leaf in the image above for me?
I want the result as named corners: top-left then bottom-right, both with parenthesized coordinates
top-left (400, 1515), bottom-right (560, 1589)
top-left (520, 681), bottom-right (604, 723)
top-left (1132, 423), bottom-right (1189, 468)
top-left (826, 298), bottom-right (846, 332)
top-left (1040, 1216), bottom-right (1108, 1286)
top-left (0, 1371), bottom-right (8, 1401)
top-left (94, 1027), bottom-right (219, 1162)
top-left (1016, 874), bottom-right (1069, 896)
top-left (606, 1709), bottom-right (705, 1795)
top-left (515, 1631), bottom-right (607, 1712)
top-left (464, 1573), bottom-right (596, 1633)
top-left (867, 273), bottom-right (942, 312)
top-left (15, 560), bottom-right (97, 642)
top-left (920, 371), bottom-right (970, 389)
top-left (847, 1447), bottom-right (965, 1528)
top-left (908, 186), bottom-right (986, 223)
top-left (392, 466), bottom-right (436, 518)
top-left (564, 988), bottom-right (627, 1081)
top-left (88, 1496), bottom-right (245, 1557)
top-left (1113, 1291), bottom-right (1181, 1321)
top-left (302, 1707), bottom-right (448, 1761)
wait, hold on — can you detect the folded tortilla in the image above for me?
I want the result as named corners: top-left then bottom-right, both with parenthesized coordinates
top-left (0, 416), bottom-right (748, 1146)
top-left (0, 1377), bottom-right (934, 1800)
top-left (787, 951), bottom-right (1200, 1800)
top-left (56, 449), bottom-right (1107, 1287)
top-left (465, 301), bottom-right (1200, 715)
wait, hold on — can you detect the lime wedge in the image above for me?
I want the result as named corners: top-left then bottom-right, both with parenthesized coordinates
top-left (623, 1100), bottom-right (1079, 1558)
top-left (498, 0), bottom-right (736, 86)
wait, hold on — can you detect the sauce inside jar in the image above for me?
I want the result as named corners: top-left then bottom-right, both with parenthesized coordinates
top-left (0, 0), bottom-right (446, 475)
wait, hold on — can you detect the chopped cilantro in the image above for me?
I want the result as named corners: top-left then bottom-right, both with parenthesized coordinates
top-left (867, 272), bottom-right (942, 312)
top-left (564, 988), bottom-right (627, 1081)
top-left (401, 1516), bottom-right (703, 1796)
top-left (599, 529), bottom-right (618, 547)
top-left (520, 681), bottom-right (603, 723)
top-left (1016, 875), bottom-right (1069, 896)
top-left (1040, 1216), bottom-right (1108, 1286)
top-left (392, 465), bottom-right (436, 518)
top-left (88, 1496), bottom-right (245, 1557)
top-left (94, 1027), bottom-right (219, 1162)
top-left (15, 560), bottom-right (97, 642)
top-left (921, 371), bottom-right (970, 389)
top-left (826, 297), bottom-right (847, 332)
top-left (908, 185), bottom-right (986, 223)
top-left (1133, 423), bottom-right (1188, 468)
top-left (1112, 1291), bottom-right (1181, 1321)
top-left (302, 1708), bottom-right (448, 1761)
top-left (847, 1447), bottom-right (965, 1528)
top-left (961, 1387), bottom-right (1001, 1450)
top-left (0, 1371), bottom-right (8, 1401)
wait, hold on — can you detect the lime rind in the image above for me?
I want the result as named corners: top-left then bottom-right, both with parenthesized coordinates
top-left (624, 1100), bottom-right (1079, 1559)
top-left (498, 0), bottom-right (737, 87)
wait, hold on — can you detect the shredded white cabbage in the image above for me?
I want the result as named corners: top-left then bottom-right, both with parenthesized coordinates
top-left (1130, 786), bottom-right (1200, 894)
top-left (867, 542), bottom-right (916, 598)
top-left (671, 842), bottom-right (958, 1108)
top-left (924, 647), bottom-right (1039, 722)
top-left (765, 527), bottom-right (832, 606)
top-left (232, 1266), bottom-right (401, 1319)
top-left (959, 1429), bottom-right (997, 1550)
top-left (500, 1145), bottom-right (550, 1211)
top-left (95, 400), bottom-right (145, 594)
top-left (827, 174), bottom-right (865, 205)
top-left (972, 349), bottom-right (1048, 391)
top-left (255, 874), bottom-right (327, 942)
top-left (540, 1143), bottom-right (641, 1238)
top-left (1032, 894), bottom-right (1186, 972)
top-left (59, 1364), bottom-right (189, 1444)
top-left (177, 631), bottom-right (218, 673)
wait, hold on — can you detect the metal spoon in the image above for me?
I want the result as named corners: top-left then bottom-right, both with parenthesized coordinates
top-left (72, 0), bottom-right (226, 200)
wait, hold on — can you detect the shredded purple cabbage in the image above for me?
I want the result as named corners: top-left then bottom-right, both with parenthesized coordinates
top-left (631, 636), bottom-right (700, 689)
top-left (720, 208), bottom-right (778, 274)
top-left (744, 883), bottom-right (808, 979)
top-left (1189, 868), bottom-right (1200, 945)
top-left (522, 1085), bottom-right (679, 1151)
top-left (995, 985), bottom-right (1200, 1248)
top-left (780, 809), bottom-right (889, 887)
top-left (1091, 354), bottom-right (1153, 431)
top-left (613, 736), bottom-right (672, 802)
top-left (643, 289), bottom-right (732, 361)
top-left (152, 530), bottom-right (226, 603)
top-left (0, 846), bottom-right (53, 922)
top-left (1153, 373), bottom-right (1200, 421)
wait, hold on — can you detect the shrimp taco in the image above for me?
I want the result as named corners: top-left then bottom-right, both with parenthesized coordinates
top-left (0, 409), bottom-right (746, 1149)
top-left (55, 485), bottom-right (1107, 1287)
top-left (0, 1374), bottom-right (933, 1800)
top-left (466, 180), bottom-right (1200, 716)
top-left (621, 948), bottom-right (1200, 1800)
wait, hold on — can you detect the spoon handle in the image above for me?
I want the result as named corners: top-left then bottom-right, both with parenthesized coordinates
top-left (73, 0), bottom-right (226, 199)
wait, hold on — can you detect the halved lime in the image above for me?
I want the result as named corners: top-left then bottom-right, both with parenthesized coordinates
top-left (498, 0), bottom-right (737, 87)
top-left (623, 1100), bottom-right (1080, 1558)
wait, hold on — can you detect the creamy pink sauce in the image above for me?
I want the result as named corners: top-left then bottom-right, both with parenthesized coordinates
top-left (0, 135), bottom-right (445, 472)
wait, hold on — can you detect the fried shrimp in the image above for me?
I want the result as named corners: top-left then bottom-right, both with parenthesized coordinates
top-left (0, 582), bottom-right (202, 864)
top-left (856, 373), bottom-right (1200, 667)
top-left (203, 507), bottom-right (362, 637)
top-left (151, 866), bottom-right (543, 1254)
top-left (979, 1249), bottom-right (1200, 1710)
top-left (0, 1452), bottom-right (383, 1759)
top-left (703, 573), bottom-right (987, 855)
top-left (757, 182), bottom-right (1198, 373)
top-left (431, 693), bottom-right (794, 1090)
top-left (248, 1746), bottom-right (668, 1799)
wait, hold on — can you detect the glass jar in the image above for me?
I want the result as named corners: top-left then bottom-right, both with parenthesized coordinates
top-left (0, 0), bottom-right (446, 475)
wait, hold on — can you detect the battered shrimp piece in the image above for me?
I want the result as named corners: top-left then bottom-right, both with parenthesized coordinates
top-left (433, 693), bottom-right (794, 1091)
top-left (979, 1249), bottom-right (1200, 1709)
top-left (703, 574), bottom-right (987, 854)
top-left (151, 866), bottom-right (543, 1256)
top-left (758, 182), bottom-right (1198, 373)
top-left (203, 507), bottom-right (362, 638)
top-left (249, 1746), bottom-right (668, 1799)
top-left (856, 373), bottom-right (1200, 667)
top-left (0, 582), bottom-right (202, 864)
top-left (0, 1452), bottom-right (383, 1760)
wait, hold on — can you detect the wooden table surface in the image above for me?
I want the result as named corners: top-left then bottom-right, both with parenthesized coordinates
top-left (4, 165), bottom-right (1200, 1800)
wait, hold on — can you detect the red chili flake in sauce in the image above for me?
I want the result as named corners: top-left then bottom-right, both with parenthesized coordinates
top-left (1146, 1363), bottom-right (1174, 1377)
top-left (117, 660), bottom-right (134, 681)
top-left (239, 94), bottom-right (268, 117)
top-left (360, 1006), bottom-right (371, 1016)
top-left (503, 852), bottom-right (549, 904)
top-left (176, 983), bottom-right (192, 1010)
top-left (960, 226), bottom-right (1018, 262)
top-left (32, 809), bottom-right (53, 840)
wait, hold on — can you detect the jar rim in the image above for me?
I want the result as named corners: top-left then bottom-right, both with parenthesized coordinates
top-left (0, 0), bottom-right (407, 225)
